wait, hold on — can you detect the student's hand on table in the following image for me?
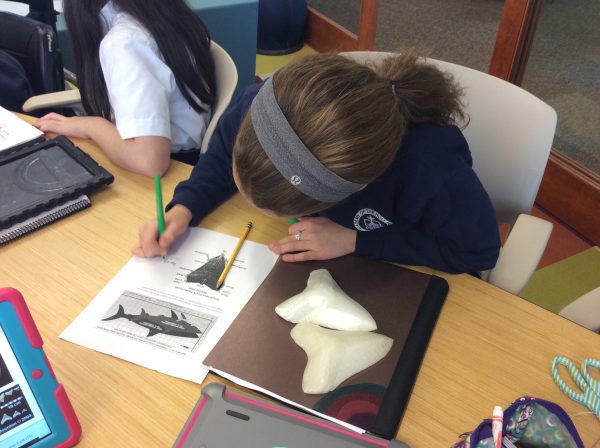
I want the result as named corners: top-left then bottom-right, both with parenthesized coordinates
top-left (33, 113), bottom-right (92, 139)
top-left (132, 205), bottom-right (192, 257)
top-left (35, 113), bottom-right (171, 177)
top-left (269, 217), bottom-right (357, 262)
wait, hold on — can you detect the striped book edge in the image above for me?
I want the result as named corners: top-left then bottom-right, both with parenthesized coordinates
top-left (1, 196), bottom-right (91, 246)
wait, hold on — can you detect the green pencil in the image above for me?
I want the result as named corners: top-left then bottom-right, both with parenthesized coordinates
top-left (154, 175), bottom-right (166, 235)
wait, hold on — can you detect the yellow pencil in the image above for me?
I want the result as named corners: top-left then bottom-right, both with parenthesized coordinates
top-left (216, 222), bottom-right (253, 289)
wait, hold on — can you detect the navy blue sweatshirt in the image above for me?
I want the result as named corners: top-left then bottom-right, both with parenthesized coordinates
top-left (169, 82), bottom-right (500, 275)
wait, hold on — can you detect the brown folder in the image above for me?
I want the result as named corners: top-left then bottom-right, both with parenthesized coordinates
top-left (204, 255), bottom-right (448, 439)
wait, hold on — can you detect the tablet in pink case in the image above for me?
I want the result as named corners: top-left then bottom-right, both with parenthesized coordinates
top-left (174, 383), bottom-right (409, 448)
top-left (0, 287), bottom-right (81, 448)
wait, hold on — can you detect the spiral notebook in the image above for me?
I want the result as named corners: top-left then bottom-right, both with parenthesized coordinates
top-left (0, 195), bottom-right (91, 245)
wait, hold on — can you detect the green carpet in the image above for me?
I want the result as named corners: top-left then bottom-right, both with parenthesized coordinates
top-left (520, 247), bottom-right (600, 313)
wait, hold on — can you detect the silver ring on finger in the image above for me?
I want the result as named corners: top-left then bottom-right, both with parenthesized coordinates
top-left (294, 230), bottom-right (302, 241)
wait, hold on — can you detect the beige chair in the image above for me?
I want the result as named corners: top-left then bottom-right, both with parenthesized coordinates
top-left (199, 42), bottom-right (238, 153)
top-left (559, 286), bottom-right (600, 332)
top-left (341, 51), bottom-right (557, 296)
top-left (23, 41), bottom-right (238, 154)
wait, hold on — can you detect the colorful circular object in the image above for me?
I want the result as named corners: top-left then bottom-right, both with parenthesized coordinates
top-left (313, 383), bottom-right (386, 432)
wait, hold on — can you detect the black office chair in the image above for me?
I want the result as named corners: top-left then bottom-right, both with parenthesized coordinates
top-left (0, 1), bottom-right (67, 115)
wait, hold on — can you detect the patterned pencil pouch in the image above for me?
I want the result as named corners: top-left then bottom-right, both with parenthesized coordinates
top-left (451, 396), bottom-right (584, 448)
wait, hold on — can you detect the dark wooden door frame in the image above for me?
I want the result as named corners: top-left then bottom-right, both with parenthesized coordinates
top-left (489, 0), bottom-right (543, 84)
top-left (306, 0), bottom-right (379, 52)
top-left (490, 0), bottom-right (600, 244)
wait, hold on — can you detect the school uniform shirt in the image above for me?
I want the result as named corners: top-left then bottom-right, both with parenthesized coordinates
top-left (99, 1), bottom-right (210, 151)
top-left (168, 82), bottom-right (501, 275)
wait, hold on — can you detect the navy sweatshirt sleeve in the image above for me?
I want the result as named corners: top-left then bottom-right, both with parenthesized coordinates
top-left (353, 164), bottom-right (500, 274)
top-left (167, 83), bottom-right (261, 225)
top-left (323, 123), bottom-right (500, 275)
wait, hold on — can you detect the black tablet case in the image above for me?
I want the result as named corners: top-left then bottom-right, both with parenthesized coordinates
top-left (204, 255), bottom-right (448, 440)
top-left (0, 135), bottom-right (114, 230)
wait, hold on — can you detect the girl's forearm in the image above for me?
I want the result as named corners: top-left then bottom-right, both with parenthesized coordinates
top-left (83, 117), bottom-right (172, 177)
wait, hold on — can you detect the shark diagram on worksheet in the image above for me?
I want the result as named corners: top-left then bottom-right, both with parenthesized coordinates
top-left (60, 227), bottom-right (278, 383)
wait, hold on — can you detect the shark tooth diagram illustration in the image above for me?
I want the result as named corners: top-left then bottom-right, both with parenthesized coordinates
top-left (290, 322), bottom-right (393, 394)
top-left (275, 269), bottom-right (377, 331)
top-left (186, 254), bottom-right (226, 290)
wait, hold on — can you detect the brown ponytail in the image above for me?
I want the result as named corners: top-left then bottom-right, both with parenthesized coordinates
top-left (375, 50), bottom-right (466, 127)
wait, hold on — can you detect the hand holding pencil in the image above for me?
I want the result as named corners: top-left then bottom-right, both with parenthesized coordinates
top-left (132, 178), bottom-right (192, 258)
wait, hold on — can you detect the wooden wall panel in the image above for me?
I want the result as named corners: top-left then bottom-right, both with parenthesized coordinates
top-left (306, 0), bottom-right (379, 53)
top-left (489, 0), bottom-right (542, 83)
top-left (306, 6), bottom-right (359, 52)
top-left (537, 152), bottom-right (600, 245)
top-left (357, 0), bottom-right (379, 50)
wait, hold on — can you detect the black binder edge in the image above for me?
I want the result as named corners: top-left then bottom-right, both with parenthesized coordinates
top-left (372, 274), bottom-right (449, 439)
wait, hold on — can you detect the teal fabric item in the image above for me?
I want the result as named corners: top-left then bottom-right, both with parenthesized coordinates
top-left (551, 356), bottom-right (600, 419)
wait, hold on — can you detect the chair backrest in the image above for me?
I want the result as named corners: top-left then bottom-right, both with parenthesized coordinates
top-left (340, 52), bottom-right (557, 227)
top-left (0, 11), bottom-right (63, 96)
top-left (200, 42), bottom-right (238, 154)
top-left (559, 285), bottom-right (600, 331)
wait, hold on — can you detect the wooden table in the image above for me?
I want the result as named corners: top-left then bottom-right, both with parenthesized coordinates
top-left (2, 133), bottom-right (599, 447)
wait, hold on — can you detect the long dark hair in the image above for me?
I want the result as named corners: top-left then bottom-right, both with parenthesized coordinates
top-left (63, 0), bottom-right (216, 118)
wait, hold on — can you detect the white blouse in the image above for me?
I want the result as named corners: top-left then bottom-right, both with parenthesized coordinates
top-left (99, 1), bottom-right (210, 151)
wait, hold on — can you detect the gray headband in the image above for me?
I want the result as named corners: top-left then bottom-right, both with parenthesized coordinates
top-left (250, 77), bottom-right (365, 203)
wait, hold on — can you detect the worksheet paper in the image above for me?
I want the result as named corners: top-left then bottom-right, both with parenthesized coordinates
top-left (60, 227), bottom-right (278, 383)
top-left (0, 106), bottom-right (43, 152)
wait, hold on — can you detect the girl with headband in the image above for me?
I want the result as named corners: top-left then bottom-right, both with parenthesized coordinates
top-left (134, 53), bottom-right (500, 275)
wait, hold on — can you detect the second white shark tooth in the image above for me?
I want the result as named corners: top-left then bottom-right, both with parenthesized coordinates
top-left (291, 322), bottom-right (393, 394)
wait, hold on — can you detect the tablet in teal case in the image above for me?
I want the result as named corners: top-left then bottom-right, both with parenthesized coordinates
top-left (0, 287), bottom-right (81, 448)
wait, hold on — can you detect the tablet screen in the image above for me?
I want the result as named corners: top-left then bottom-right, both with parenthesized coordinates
top-left (0, 325), bottom-right (52, 448)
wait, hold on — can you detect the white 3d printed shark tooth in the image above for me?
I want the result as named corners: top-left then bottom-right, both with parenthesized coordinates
top-left (291, 322), bottom-right (393, 394)
top-left (275, 269), bottom-right (377, 331)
